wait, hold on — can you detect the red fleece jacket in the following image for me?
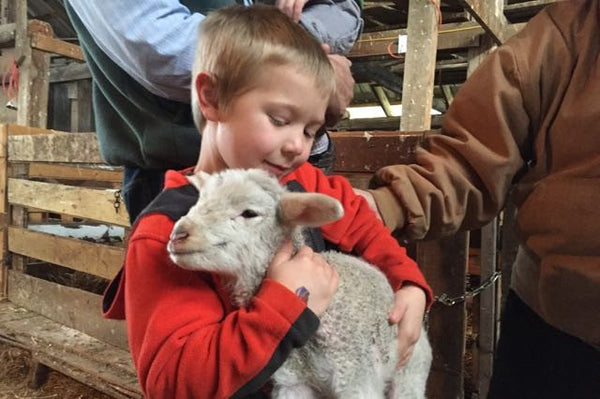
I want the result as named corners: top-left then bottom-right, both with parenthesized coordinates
top-left (103, 162), bottom-right (432, 398)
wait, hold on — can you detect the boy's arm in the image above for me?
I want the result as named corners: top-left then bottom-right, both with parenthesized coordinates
top-left (290, 164), bottom-right (433, 307)
top-left (124, 217), bottom-right (318, 398)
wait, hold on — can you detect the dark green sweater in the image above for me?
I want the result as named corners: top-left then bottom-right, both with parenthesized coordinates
top-left (65, 0), bottom-right (236, 170)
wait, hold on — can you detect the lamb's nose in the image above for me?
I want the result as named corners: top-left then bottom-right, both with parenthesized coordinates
top-left (170, 231), bottom-right (189, 243)
top-left (170, 225), bottom-right (190, 243)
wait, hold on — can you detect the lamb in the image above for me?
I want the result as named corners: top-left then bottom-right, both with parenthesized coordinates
top-left (167, 168), bottom-right (432, 398)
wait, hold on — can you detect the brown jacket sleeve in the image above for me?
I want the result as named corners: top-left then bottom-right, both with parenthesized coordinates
top-left (369, 7), bottom-right (570, 240)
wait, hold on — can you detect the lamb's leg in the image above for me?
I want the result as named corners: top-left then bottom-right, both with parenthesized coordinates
top-left (389, 329), bottom-right (432, 399)
top-left (341, 382), bottom-right (386, 399)
top-left (271, 383), bottom-right (317, 399)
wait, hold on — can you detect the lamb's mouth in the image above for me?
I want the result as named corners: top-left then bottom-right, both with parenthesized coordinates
top-left (168, 242), bottom-right (227, 256)
top-left (169, 249), bottom-right (201, 256)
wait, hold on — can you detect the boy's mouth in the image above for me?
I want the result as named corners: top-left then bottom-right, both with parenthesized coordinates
top-left (263, 161), bottom-right (290, 177)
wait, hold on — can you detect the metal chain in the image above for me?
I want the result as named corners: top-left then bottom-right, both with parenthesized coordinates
top-left (113, 189), bottom-right (121, 214)
top-left (434, 270), bottom-right (502, 306)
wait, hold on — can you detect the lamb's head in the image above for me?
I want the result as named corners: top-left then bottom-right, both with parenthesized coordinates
top-left (167, 169), bottom-right (343, 283)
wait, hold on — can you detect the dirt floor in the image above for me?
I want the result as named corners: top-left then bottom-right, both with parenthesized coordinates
top-left (0, 341), bottom-right (110, 399)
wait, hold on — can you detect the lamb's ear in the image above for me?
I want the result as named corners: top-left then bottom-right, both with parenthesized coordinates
top-left (278, 192), bottom-right (344, 227)
top-left (187, 171), bottom-right (210, 191)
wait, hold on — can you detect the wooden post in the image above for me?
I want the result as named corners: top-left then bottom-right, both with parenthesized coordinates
top-left (401, 1), bottom-right (468, 398)
top-left (478, 219), bottom-right (498, 398)
top-left (0, 0), bottom-right (16, 25)
top-left (15, 2), bottom-right (51, 128)
top-left (400, 0), bottom-right (438, 132)
top-left (0, 124), bottom-right (7, 298)
top-left (465, 15), bottom-right (500, 395)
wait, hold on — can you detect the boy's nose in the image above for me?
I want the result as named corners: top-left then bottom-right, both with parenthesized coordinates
top-left (281, 131), bottom-right (304, 156)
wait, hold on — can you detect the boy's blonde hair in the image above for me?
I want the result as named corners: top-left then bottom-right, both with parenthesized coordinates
top-left (191, 4), bottom-right (335, 131)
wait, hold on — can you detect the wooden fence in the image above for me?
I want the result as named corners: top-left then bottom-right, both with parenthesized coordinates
top-left (0, 124), bottom-right (502, 399)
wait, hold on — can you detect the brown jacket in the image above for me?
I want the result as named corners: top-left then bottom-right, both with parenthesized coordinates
top-left (371, 0), bottom-right (600, 347)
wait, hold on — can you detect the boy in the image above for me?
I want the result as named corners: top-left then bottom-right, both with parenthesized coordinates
top-left (102, 5), bottom-right (432, 398)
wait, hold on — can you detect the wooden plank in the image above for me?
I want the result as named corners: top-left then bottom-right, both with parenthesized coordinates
top-left (72, 79), bottom-right (93, 132)
top-left (33, 351), bottom-right (141, 399)
top-left (28, 163), bottom-right (123, 183)
top-left (349, 22), bottom-right (481, 58)
top-left (401, 0), bottom-right (438, 131)
top-left (0, 1), bottom-right (15, 25)
top-left (330, 131), bottom-right (424, 172)
top-left (0, 22), bottom-right (15, 45)
top-left (9, 164), bottom-right (29, 274)
top-left (8, 178), bottom-right (130, 227)
top-left (30, 32), bottom-right (85, 61)
top-left (418, 232), bottom-right (469, 398)
top-left (333, 115), bottom-right (444, 131)
top-left (15, 9), bottom-right (51, 128)
top-left (8, 132), bottom-right (104, 163)
top-left (7, 123), bottom-right (69, 136)
top-left (0, 301), bottom-right (140, 398)
top-left (7, 271), bottom-right (128, 349)
top-left (504, 0), bottom-right (556, 16)
top-left (49, 61), bottom-right (91, 83)
top-left (8, 227), bottom-right (124, 280)
top-left (456, 0), bottom-right (508, 45)
top-left (478, 220), bottom-right (498, 398)
top-left (0, 125), bottom-right (6, 298)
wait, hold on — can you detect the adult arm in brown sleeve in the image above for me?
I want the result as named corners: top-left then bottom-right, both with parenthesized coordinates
top-left (369, 18), bottom-right (557, 241)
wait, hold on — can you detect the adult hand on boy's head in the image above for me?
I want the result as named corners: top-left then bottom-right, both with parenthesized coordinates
top-left (267, 241), bottom-right (339, 316)
top-left (276, 0), bottom-right (308, 22)
top-left (322, 44), bottom-right (355, 127)
top-left (388, 284), bottom-right (427, 369)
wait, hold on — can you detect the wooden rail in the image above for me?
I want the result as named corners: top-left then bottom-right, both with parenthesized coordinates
top-left (0, 124), bottom-right (471, 399)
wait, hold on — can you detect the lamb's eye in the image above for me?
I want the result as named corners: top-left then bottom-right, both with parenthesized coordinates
top-left (241, 210), bottom-right (259, 218)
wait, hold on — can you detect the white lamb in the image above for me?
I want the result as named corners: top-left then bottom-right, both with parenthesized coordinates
top-left (167, 168), bottom-right (432, 398)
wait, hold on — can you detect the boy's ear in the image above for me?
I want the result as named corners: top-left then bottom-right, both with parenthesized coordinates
top-left (194, 72), bottom-right (219, 121)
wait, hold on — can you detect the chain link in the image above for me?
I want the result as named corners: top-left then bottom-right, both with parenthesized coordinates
top-left (434, 270), bottom-right (502, 306)
top-left (113, 189), bottom-right (121, 214)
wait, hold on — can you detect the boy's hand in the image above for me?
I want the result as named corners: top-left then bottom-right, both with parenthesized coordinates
top-left (322, 44), bottom-right (354, 126)
top-left (276, 0), bottom-right (308, 22)
top-left (388, 284), bottom-right (427, 369)
top-left (267, 240), bottom-right (339, 316)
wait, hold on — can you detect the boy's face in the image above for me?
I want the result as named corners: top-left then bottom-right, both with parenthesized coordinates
top-left (213, 64), bottom-right (328, 179)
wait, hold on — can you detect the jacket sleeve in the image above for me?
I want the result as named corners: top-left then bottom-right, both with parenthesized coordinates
top-left (67, 0), bottom-right (362, 103)
top-left (368, 13), bottom-right (563, 241)
top-left (125, 216), bottom-right (319, 399)
top-left (299, 0), bottom-right (363, 54)
top-left (293, 164), bottom-right (433, 306)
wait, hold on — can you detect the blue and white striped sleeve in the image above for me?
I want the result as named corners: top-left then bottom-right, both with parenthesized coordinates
top-left (66, 0), bottom-right (204, 103)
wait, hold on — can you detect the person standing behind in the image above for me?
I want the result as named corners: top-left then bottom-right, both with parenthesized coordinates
top-left (363, 1), bottom-right (600, 398)
top-left (64, 0), bottom-right (360, 223)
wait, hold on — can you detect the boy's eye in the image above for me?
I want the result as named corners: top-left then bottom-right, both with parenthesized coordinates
top-left (304, 129), bottom-right (316, 139)
top-left (269, 115), bottom-right (287, 127)
top-left (240, 209), bottom-right (259, 218)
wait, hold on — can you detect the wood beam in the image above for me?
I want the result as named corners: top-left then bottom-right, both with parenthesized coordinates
top-left (333, 115), bottom-right (444, 131)
top-left (372, 86), bottom-right (393, 117)
top-left (0, 22), bottom-right (15, 46)
top-left (350, 21), bottom-right (481, 59)
top-left (31, 32), bottom-right (85, 61)
top-left (456, 0), bottom-right (508, 45)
